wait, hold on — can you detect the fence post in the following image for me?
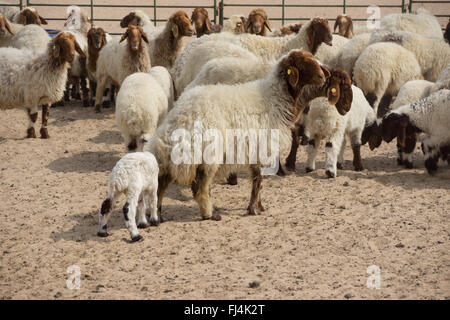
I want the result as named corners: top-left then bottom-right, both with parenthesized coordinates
top-left (214, 0), bottom-right (217, 24)
top-left (281, 0), bottom-right (285, 26)
top-left (409, 0), bottom-right (413, 13)
top-left (19, 0), bottom-right (22, 10)
top-left (343, 0), bottom-right (346, 14)
top-left (26, 0), bottom-right (29, 7)
top-left (90, 0), bottom-right (93, 23)
top-left (219, 0), bottom-right (224, 26)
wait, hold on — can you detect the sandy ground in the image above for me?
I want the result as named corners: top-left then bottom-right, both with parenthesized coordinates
top-left (0, 101), bottom-right (449, 300)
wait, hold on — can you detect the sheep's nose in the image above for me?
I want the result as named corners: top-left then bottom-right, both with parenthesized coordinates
top-left (253, 24), bottom-right (262, 34)
top-left (315, 74), bottom-right (326, 84)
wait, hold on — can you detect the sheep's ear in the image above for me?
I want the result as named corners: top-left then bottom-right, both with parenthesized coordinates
top-left (205, 17), bottom-right (212, 31)
top-left (19, 12), bottom-right (27, 25)
top-left (244, 19), bottom-right (252, 33)
top-left (333, 19), bottom-right (339, 32)
top-left (101, 32), bottom-right (107, 46)
top-left (74, 40), bottom-right (86, 57)
top-left (287, 66), bottom-right (300, 87)
top-left (141, 30), bottom-right (149, 43)
top-left (264, 19), bottom-right (272, 32)
top-left (5, 20), bottom-right (14, 35)
top-left (171, 23), bottom-right (179, 38)
top-left (39, 15), bottom-right (48, 25)
top-left (52, 43), bottom-right (60, 58)
top-left (120, 31), bottom-right (128, 42)
top-left (321, 65), bottom-right (331, 78)
top-left (369, 134), bottom-right (382, 150)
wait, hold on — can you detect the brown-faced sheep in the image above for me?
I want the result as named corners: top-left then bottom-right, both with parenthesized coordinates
top-left (245, 8), bottom-right (271, 36)
top-left (334, 14), bottom-right (353, 38)
top-left (191, 8), bottom-right (222, 38)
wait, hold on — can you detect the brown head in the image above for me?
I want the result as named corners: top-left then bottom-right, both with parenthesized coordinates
top-left (278, 50), bottom-right (330, 102)
top-left (191, 8), bottom-right (212, 37)
top-left (306, 18), bottom-right (333, 55)
top-left (234, 16), bottom-right (246, 34)
top-left (245, 8), bottom-right (271, 36)
top-left (334, 14), bottom-right (353, 38)
top-left (361, 120), bottom-right (382, 150)
top-left (444, 18), bottom-right (450, 44)
top-left (0, 13), bottom-right (13, 37)
top-left (168, 10), bottom-right (195, 39)
top-left (278, 23), bottom-right (303, 37)
top-left (88, 26), bottom-right (107, 50)
top-left (19, 7), bottom-right (47, 26)
top-left (120, 25), bottom-right (149, 52)
top-left (50, 32), bottom-right (85, 65)
top-left (322, 66), bottom-right (353, 115)
top-left (381, 112), bottom-right (421, 150)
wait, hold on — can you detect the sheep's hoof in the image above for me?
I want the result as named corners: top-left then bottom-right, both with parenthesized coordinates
top-left (94, 105), bottom-right (102, 113)
top-left (97, 231), bottom-right (109, 237)
top-left (257, 201), bottom-right (265, 212)
top-left (353, 165), bottom-right (363, 172)
top-left (404, 161), bottom-right (413, 169)
top-left (64, 96), bottom-right (70, 102)
top-left (82, 99), bottom-right (89, 108)
top-left (247, 206), bottom-right (262, 216)
top-left (276, 166), bottom-right (286, 176)
top-left (425, 158), bottom-right (438, 174)
top-left (149, 219), bottom-right (160, 226)
top-left (74, 93), bottom-right (81, 100)
top-left (397, 158), bottom-right (404, 166)
top-left (325, 170), bottom-right (336, 178)
top-left (102, 100), bottom-right (111, 108)
top-left (40, 128), bottom-right (49, 139)
top-left (55, 100), bottom-right (64, 107)
top-left (137, 222), bottom-right (150, 229)
top-left (337, 163), bottom-right (343, 170)
top-left (211, 214), bottom-right (222, 221)
top-left (26, 127), bottom-right (37, 139)
top-left (305, 167), bottom-right (314, 173)
top-left (130, 234), bottom-right (143, 242)
top-left (300, 136), bottom-right (309, 146)
top-left (285, 160), bottom-right (296, 172)
top-left (226, 173), bottom-right (238, 185)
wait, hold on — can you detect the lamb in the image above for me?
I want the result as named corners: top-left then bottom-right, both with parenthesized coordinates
top-left (390, 80), bottom-right (434, 169)
top-left (145, 10), bottom-right (194, 69)
top-left (245, 8), bottom-right (271, 36)
top-left (302, 85), bottom-right (381, 178)
top-left (0, 32), bottom-right (85, 138)
top-left (120, 9), bottom-right (156, 35)
top-left (0, 6), bottom-right (47, 25)
top-left (353, 42), bottom-right (423, 116)
top-left (172, 17), bottom-right (332, 96)
top-left (334, 32), bottom-right (371, 79)
top-left (381, 89), bottom-right (450, 175)
top-left (115, 66), bottom-right (174, 152)
top-left (223, 14), bottom-right (246, 34)
top-left (334, 14), bottom-right (354, 38)
top-left (143, 50), bottom-right (330, 221)
top-left (94, 25), bottom-right (151, 113)
top-left (98, 151), bottom-right (159, 242)
top-left (191, 8), bottom-right (221, 38)
top-left (378, 8), bottom-right (443, 39)
top-left (369, 30), bottom-right (450, 82)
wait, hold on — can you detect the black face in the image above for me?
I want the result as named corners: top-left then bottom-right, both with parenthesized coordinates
top-left (362, 121), bottom-right (382, 150)
top-left (381, 113), bottom-right (407, 143)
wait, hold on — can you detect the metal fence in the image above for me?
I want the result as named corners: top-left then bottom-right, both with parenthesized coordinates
top-left (3, 1), bottom-right (449, 30)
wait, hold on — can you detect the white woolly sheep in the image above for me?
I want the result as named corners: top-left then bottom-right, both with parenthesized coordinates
top-left (378, 8), bottom-right (443, 39)
top-left (98, 151), bottom-right (159, 242)
top-left (353, 41), bottom-right (423, 116)
top-left (0, 32), bottom-right (85, 138)
top-left (223, 14), bottom-right (246, 34)
top-left (335, 32), bottom-right (371, 79)
top-left (369, 30), bottom-right (450, 82)
top-left (143, 50), bottom-right (330, 221)
top-left (0, 5), bottom-right (47, 25)
top-left (382, 89), bottom-right (450, 175)
top-left (315, 33), bottom-right (348, 66)
top-left (115, 66), bottom-right (174, 152)
top-left (172, 17), bottom-right (333, 96)
top-left (94, 25), bottom-right (151, 113)
top-left (302, 85), bottom-right (381, 178)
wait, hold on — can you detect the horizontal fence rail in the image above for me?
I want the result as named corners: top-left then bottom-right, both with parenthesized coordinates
top-left (2, 1), bottom-right (449, 33)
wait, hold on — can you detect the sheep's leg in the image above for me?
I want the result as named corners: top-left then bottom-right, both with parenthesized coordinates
top-left (136, 193), bottom-right (149, 229)
top-left (397, 142), bottom-right (404, 166)
top-left (147, 187), bottom-right (159, 226)
top-left (80, 77), bottom-right (89, 108)
top-left (402, 134), bottom-right (417, 169)
top-left (306, 138), bottom-right (320, 173)
top-left (350, 133), bottom-right (363, 171)
top-left (26, 108), bottom-right (38, 139)
top-left (337, 137), bottom-right (346, 169)
top-left (89, 80), bottom-right (96, 107)
top-left (285, 126), bottom-right (302, 172)
top-left (102, 83), bottom-right (112, 108)
top-left (247, 165), bottom-right (264, 215)
top-left (72, 78), bottom-right (81, 100)
top-left (156, 174), bottom-right (172, 225)
top-left (325, 137), bottom-right (343, 178)
top-left (226, 173), bottom-right (238, 185)
top-left (94, 79), bottom-right (108, 113)
top-left (123, 194), bottom-right (142, 242)
top-left (423, 137), bottom-right (441, 175)
top-left (378, 94), bottom-right (393, 117)
top-left (40, 104), bottom-right (50, 139)
top-left (97, 192), bottom-right (119, 237)
top-left (192, 166), bottom-right (221, 221)
top-left (64, 80), bottom-right (71, 102)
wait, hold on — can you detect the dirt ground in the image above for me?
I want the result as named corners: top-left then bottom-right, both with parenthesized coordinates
top-left (0, 101), bottom-right (449, 300)
top-left (1, 0), bottom-right (449, 301)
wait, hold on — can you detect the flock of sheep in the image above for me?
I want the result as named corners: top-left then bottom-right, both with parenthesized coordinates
top-left (0, 5), bottom-right (449, 242)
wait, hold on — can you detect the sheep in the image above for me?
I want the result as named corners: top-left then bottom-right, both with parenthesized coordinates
top-left (353, 42), bottom-right (423, 116)
top-left (389, 80), bottom-right (434, 169)
top-left (245, 8), bottom-right (271, 36)
top-left (115, 66), bottom-right (174, 152)
top-left (445, 19), bottom-right (450, 44)
top-left (270, 23), bottom-right (303, 37)
top-left (378, 8), bottom-right (443, 39)
top-left (98, 151), bottom-right (159, 242)
top-left (223, 14), bottom-right (246, 34)
top-left (315, 33), bottom-right (348, 66)
top-left (334, 14), bottom-right (354, 38)
top-left (334, 32), bottom-right (371, 79)
top-left (0, 6), bottom-right (47, 25)
top-left (172, 17), bottom-right (333, 96)
top-left (430, 62), bottom-right (450, 94)
top-left (191, 8), bottom-right (221, 38)
top-left (120, 9), bottom-right (156, 35)
top-left (369, 30), bottom-right (450, 82)
top-left (0, 32), bottom-right (85, 138)
top-left (94, 25), bottom-right (151, 113)
top-left (302, 85), bottom-right (381, 178)
top-left (143, 50), bottom-right (330, 221)
top-left (381, 89), bottom-right (450, 175)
